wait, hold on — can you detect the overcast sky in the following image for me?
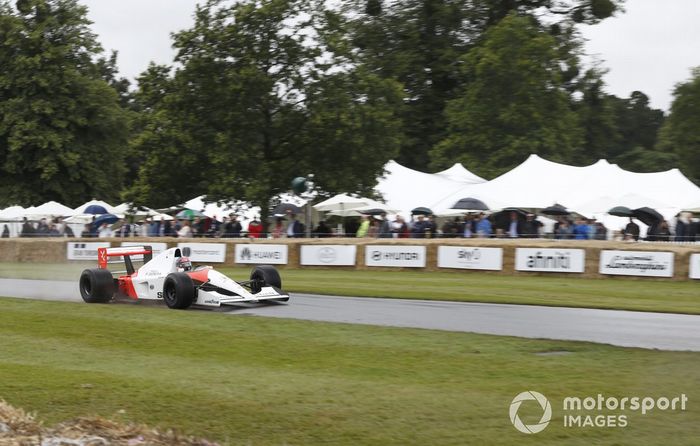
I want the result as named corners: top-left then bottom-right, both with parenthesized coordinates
top-left (81, 0), bottom-right (700, 112)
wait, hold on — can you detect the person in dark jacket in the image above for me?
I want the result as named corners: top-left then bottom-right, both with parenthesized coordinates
top-left (286, 213), bottom-right (305, 238)
top-left (624, 218), bottom-right (640, 241)
top-left (377, 212), bottom-right (393, 238)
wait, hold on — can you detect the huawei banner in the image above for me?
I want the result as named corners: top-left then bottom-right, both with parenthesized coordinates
top-left (515, 248), bottom-right (586, 273)
top-left (690, 254), bottom-right (700, 279)
top-left (437, 246), bottom-right (503, 270)
top-left (365, 245), bottom-right (426, 268)
top-left (234, 244), bottom-right (288, 265)
top-left (301, 245), bottom-right (357, 266)
top-left (599, 250), bottom-right (674, 278)
top-left (177, 242), bottom-right (227, 263)
top-left (67, 242), bottom-right (110, 260)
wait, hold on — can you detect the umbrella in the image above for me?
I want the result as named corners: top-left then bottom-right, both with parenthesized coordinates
top-left (632, 207), bottom-right (663, 226)
top-left (84, 204), bottom-right (108, 215)
top-left (608, 206), bottom-right (634, 217)
top-left (450, 197), bottom-right (489, 211)
top-left (359, 208), bottom-right (387, 216)
top-left (92, 214), bottom-right (120, 227)
top-left (176, 209), bottom-right (206, 220)
top-left (411, 207), bottom-right (433, 216)
top-left (313, 194), bottom-right (373, 212)
top-left (541, 204), bottom-right (570, 216)
top-left (272, 203), bottom-right (302, 216)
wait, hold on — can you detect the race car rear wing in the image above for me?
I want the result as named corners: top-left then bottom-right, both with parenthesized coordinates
top-left (98, 246), bottom-right (153, 274)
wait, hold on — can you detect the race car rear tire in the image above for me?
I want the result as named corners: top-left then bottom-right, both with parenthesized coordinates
top-left (79, 268), bottom-right (114, 303)
top-left (163, 273), bottom-right (195, 309)
top-left (250, 265), bottom-right (287, 301)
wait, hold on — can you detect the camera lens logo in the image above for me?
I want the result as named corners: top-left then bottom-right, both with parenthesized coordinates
top-left (509, 391), bottom-right (552, 434)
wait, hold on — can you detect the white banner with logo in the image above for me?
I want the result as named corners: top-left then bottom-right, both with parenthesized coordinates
top-left (301, 245), bottom-right (357, 266)
top-left (235, 244), bottom-right (288, 265)
top-left (599, 250), bottom-right (674, 277)
top-left (365, 245), bottom-right (426, 268)
top-left (67, 242), bottom-right (110, 260)
top-left (691, 254), bottom-right (700, 279)
top-left (437, 246), bottom-right (503, 270)
top-left (515, 248), bottom-right (585, 273)
top-left (177, 243), bottom-right (227, 263)
top-left (121, 242), bottom-right (168, 260)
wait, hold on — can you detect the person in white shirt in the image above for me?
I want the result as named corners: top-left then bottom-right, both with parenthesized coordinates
top-left (97, 223), bottom-right (114, 238)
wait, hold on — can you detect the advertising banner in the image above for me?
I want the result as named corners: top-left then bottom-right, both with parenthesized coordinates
top-left (515, 248), bottom-right (586, 273)
top-left (599, 250), bottom-right (674, 277)
top-left (67, 242), bottom-right (110, 260)
top-left (300, 245), bottom-right (357, 266)
top-left (234, 244), bottom-right (288, 265)
top-left (365, 245), bottom-right (426, 268)
top-left (437, 246), bottom-right (503, 270)
top-left (177, 243), bottom-right (227, 263)
top-left (690, 254), bottom-right (700, 279)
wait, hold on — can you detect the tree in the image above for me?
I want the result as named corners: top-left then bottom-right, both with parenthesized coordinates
top-left (344, 0), bottom-right (622, 170)
top-left (430, 14), bottom-right (582, 178)
top-left (656, 67), bottom-right (700, 183)
top-left (126, 0), bottom-right (404, 223)
top-left (0, 0), bottom-right (129, 207)
top-left (572, 67), bottom-right (619, 163)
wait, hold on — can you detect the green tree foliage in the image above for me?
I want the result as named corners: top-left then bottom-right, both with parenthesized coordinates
top-left (344, 0), bottom-right (622, 171)
top-left (126, 0), bottom-right (404, 219)
top-left (572, 67), bottom-right (619, 163)
top-left (0, 0), bottom-right (129, 207)
top-left (430, 14), bottom-right (582, 178)
top-left (656, 67), bottom-right (700, 182)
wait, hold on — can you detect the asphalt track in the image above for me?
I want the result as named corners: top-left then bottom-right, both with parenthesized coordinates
top-left (2, 278), bottom-right (700, 352)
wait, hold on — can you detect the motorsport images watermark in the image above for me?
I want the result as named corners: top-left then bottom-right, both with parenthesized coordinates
top-left (509, 391), bottom-right (688, 434)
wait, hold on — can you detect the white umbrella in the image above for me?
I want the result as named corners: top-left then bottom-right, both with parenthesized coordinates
top-left (314, 193), bottom-right (380, 213)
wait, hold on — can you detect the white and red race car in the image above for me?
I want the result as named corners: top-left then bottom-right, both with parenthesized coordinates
top-left (79, 246), bottom-right (289, 309)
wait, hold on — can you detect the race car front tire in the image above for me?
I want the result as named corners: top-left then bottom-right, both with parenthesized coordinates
top-left (79, 268), bottom-right (115, 303)
top-left (163, 273), bottom-right (195, 309)
top-left (250, 265), bottom-right (287, 302)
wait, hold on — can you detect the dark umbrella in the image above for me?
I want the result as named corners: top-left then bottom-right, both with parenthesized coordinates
top-left (84, 204), bottom-right (108, 215)
top-left (632, 207), bottom-right (663, 226)
top-left (272, 203), bottom-right (302, 216)
top-left (91, 214), bottom-right (120, 227)
top-left (451, 198), bottom-right (489, 211)
top-left (541, 203), bottom-right (570, 216)
top-left (411, 207), bottom-right (433, 216)
top-left (608, 206), bottom-right (634, 217)
top-left (359, 208), bottom-right (386, 216)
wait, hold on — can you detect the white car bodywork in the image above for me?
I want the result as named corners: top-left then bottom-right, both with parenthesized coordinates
top-left (109, 246), bottom-right (289, 307)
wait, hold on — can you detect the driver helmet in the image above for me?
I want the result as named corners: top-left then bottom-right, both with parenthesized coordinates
top-left (176, 256), bottom-right (192, 271)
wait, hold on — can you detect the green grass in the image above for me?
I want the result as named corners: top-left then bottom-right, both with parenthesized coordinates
top-left (0, 297), bottom-right (699, 445)
top-left (2, 262), bottom-right (698, 314)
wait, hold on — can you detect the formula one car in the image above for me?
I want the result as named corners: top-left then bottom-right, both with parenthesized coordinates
top-left (79, 246), bottom-right (289, 309)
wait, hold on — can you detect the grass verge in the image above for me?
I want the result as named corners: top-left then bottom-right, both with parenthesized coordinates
top-left (0, 297), bottom-right (699, 445)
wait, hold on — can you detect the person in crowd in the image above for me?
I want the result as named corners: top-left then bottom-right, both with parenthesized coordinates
top-left (572, 218), bottom-right (589, 240)
top-left (222, 214), bottom-right (242, 238)
top-left (506, 212), bottom-right (521, 238)
top-left (475, 213), bottom-right (492, 238)
top-left (47, 223), bottom-right (61, 236)
top-left (80, 223), bottom-right (92, 238)
top-left (193, 217), bottom-right (207, 237)
top-left (248, 216), bottom-right (264, 238)
top-left (674, 212), bottom-right (696, 241)
top-left (286, 212), bottom-right (305, 238)
top-left (344, 217), bottom-right (360, 237)
top-left (377, 212), bottom-right (393, 238)
top-left (594, 221), bottom-right (608, 240)
top-left (271, 217), bottom-right (285, 238)
top-left (441, 218), bottom-right (459, 238)
top-left (424, 215), bottom-right (437, 238)
top-left (410, 215), bottom-right (428, 238)
top-left (36, 218), bottom-right (49, 235)
top-left (117, 220), bottom-right (131, 238)
top-left (555, 220), bottom-right (573, 239)
top-left (177, 220), bottom-right (193, 238)
top-left (656, 220), bottom-right (671, 241)
top-left (356, 215), bottom-right (370, 238)
top-left (624, 217), bottom-right (640, 241)
top-left (20, 217), bottom-right (35, 237)
top-left (313, 220), bottom-right (332, 238)
top-left (462, 214), bottom-right (475, 238)
top-left (1, 224), bottom-right (9, 238)
top-left (393, 215), bottom-right (409, 238)
top-left (63, 223), bottom-right (74, 238)
top-left (162, 219), bottom-right (176, 237)
top-left (520, 213), bottom-right (541, 238)
top-left (98, 223), bottom-right (113, 238)
top-left (367, 217), bottom-right (380, 238)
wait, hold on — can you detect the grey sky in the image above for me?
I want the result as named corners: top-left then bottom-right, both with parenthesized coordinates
top-left (82, 0), bottom-right (700, 111)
